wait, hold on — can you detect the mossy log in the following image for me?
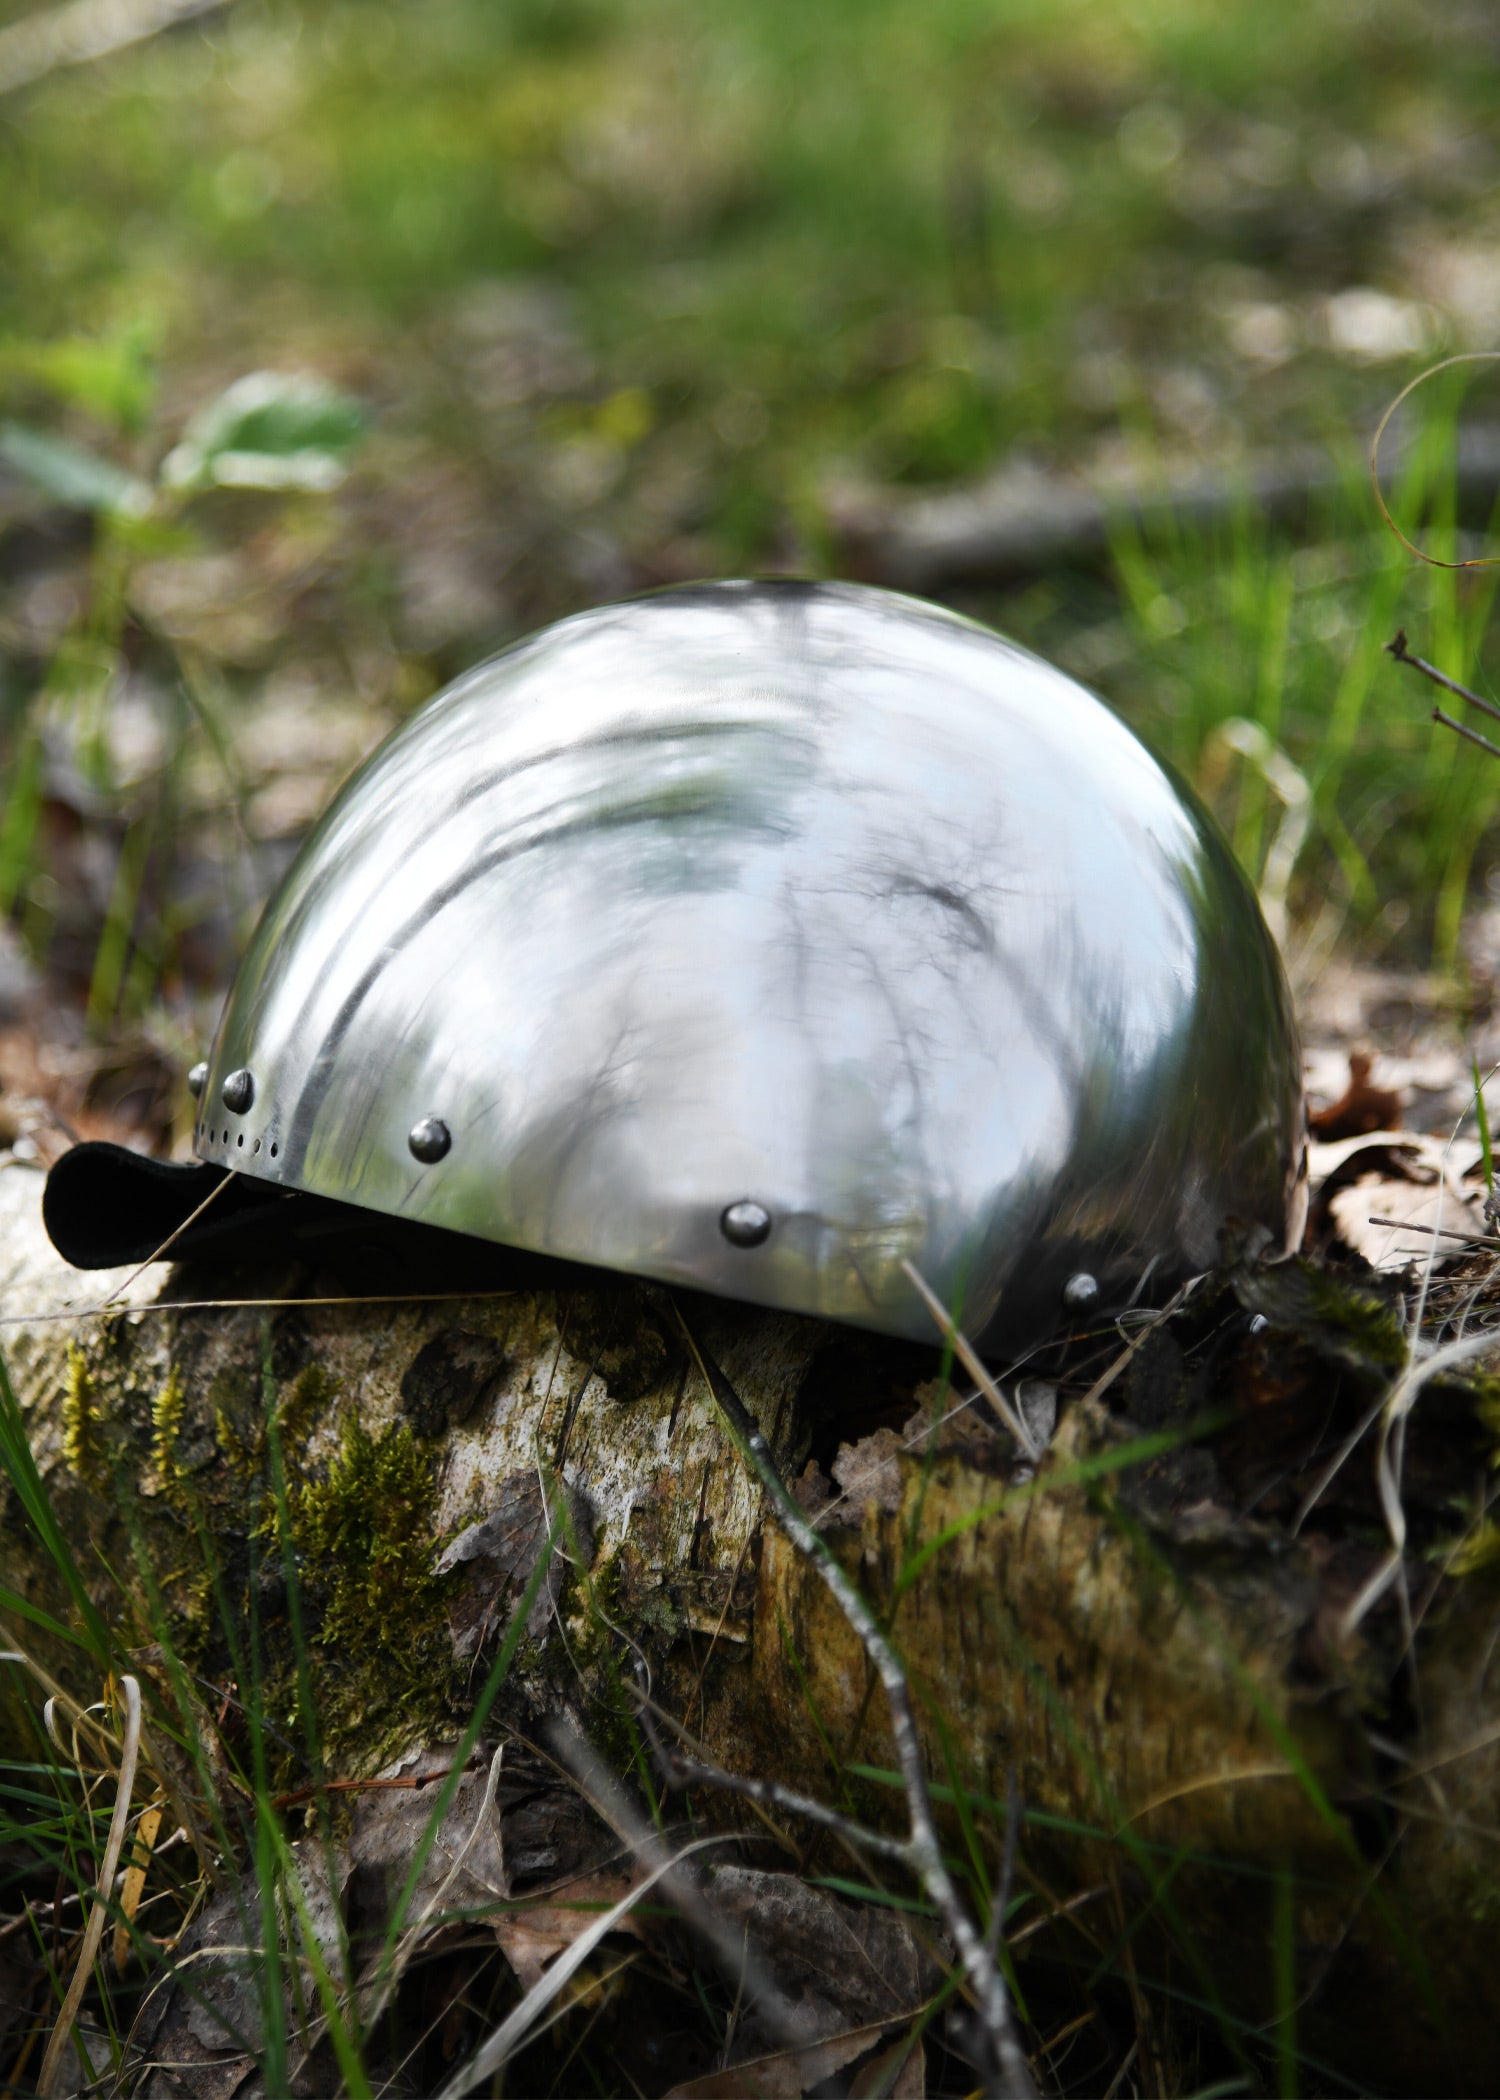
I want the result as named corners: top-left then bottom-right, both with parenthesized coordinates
top-left (2, 1163), bottom-right (1499, 2093)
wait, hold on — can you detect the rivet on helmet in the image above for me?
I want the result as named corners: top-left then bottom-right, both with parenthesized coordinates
top-left (221, 1069), bottom-right (255, 1114)
top-left (408, 1116), bottom-right (452, 1164)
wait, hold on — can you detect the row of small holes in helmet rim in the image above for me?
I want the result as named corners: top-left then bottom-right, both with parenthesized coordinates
top-left (203, 1126), bottom-right (278, 1157)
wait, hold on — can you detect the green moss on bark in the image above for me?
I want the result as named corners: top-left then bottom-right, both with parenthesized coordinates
top-left (282, 1413), bottom-right (458, 1771)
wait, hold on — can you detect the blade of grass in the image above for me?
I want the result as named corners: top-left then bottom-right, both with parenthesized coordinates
top-left (1474, 1056), bottom-right (1494, 1197)
top-left (85, 811), bottom-right (154, 1039)
top-left (0, 1350), bottom-right (115, 1666)
top-left (271, 1821), bottom-right (373, 2100)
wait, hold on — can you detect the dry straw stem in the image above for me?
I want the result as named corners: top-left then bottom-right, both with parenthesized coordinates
top-left (107, 1165), bottom-right (241, 1302)
top-left (1370, 350), bottom-right (1500, 571)
top-left (1334, 1086), bottom-right (1490, 1639)
top-left (112, 1801), bottom-right (163, 1974)
top-left (1302, 1067), bottom-right (1500, 1636)
top-left (2, 1635), bottom-right (125, 1770)
top-left (1340, 1321), bottom-right (1500, 1639)
top-left (37, 1673), bottom-right (142, 2098)
top-left (0, 1163), bottom-right (241, 1330)
top-left (0, 1288), bottom-right (523, 1330)
top-left (0, 1143), bottom-right (516, 1334)
top-left (900, 1259), bottom-right (1042, 1461)
top-left (669, 1299), bottom-right (1038, 2100)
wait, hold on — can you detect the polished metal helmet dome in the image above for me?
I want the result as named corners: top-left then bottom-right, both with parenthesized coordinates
top-left (191, 580), bottom-right (1304, 1349)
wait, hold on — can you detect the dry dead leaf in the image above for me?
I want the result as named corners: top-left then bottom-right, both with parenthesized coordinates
top-left (1308, 1050), bottom-right (1403, 1141)
top-left (491, 1869), bottom-right (643, 1994)
top-left (349, 1758), bottom-right (508, 1928)
top-left (791, 1459), bottom-right (835, 1517)
top-left (831, 1429), bottom-right (905, 1515)
top-left (434, 1475), bottom-right (593, 1659)
top-left (703, 1867), bottom-right (943, 2039)
top-left (664, 2018), bottom-right (925, 2100)
top-left (1306, 1129), bottom-right (1487, 1267)
top-left (851, 2029), bottom-right (926, 2099)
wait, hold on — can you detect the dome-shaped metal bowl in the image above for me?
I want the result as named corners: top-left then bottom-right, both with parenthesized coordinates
top-left (193, 580), bottom-right (1305, 1348)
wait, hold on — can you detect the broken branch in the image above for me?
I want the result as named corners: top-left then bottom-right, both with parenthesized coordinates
top-left (668, 1299), bottom-right (1037, 2100)
top-left (1388, 628), bottom-right (1500, 762)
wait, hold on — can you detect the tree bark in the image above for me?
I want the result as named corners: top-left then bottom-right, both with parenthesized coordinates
top-left (2, 1161), bottom-right (1498, 2093)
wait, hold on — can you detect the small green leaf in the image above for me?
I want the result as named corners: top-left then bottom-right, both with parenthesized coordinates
top-left (0, 317), bottom-right (159, 434)
top-left (0, 421), bottom-right (153, 517)
top-left (161, 369), bottom-right (366, 493)
top-left (1450, 1518), bottom-right (1500, 1577)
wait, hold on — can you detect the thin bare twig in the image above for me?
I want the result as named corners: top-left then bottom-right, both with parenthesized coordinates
top-left (835, 422), bottom-right (1500, 591)
top-left (1433, 708), bottom-right (1500, 762)
top-left (1388, 627), bottom-right (1500, 730)
top-left (634, 1685), bottom-right (912, 1866)
top-left (1387, 618), bottom-right (1500, 766)
top-left (668, 1300), bottom-right (1037, 2099)
top-left (272, 1757), bottom-right (479, 1813)
top-left (1367, 1215), bottom-right (1500, 1248)
top-left (0, 1888), bottom-right (90, 1945)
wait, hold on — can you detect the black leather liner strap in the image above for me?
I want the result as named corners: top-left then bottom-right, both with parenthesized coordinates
top-left (43, 1143), bottom-right (289, 1269)
top-left (41, 1140), bottom-right (586, 1299)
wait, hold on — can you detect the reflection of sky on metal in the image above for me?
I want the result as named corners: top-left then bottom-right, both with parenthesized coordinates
top-left (197, 581), bottom-right (1302, 1346)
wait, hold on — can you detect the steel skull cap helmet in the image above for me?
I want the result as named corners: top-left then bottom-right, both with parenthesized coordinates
top-left (47, 582), bottom-right (1306, 1352)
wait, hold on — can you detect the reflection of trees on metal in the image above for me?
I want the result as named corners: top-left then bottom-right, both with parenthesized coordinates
top-left (196, 581), bottom-right (1303, 1350)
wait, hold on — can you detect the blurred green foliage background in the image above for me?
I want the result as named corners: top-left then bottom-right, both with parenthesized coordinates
top-left (1, 0), bottom-right (1500, 1080)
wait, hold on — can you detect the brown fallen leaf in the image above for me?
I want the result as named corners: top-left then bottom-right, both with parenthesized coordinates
top-left (701, 1867), bottom-right (945, 2048)
top-left (790, 1459), bottom-right (835, 1518)
top-left (349, 1756), bottom-right (509, 1929)
top-left (1308, 1051), bottom-right (1403, 1142)
top-left (1305, 1129), bottom-right (1487, 1268)
top-left (434, 1474), bottom-right (593, 1660)
top-left (852, 2029), bottom-right (926, 2099)
top-left (664, 2017), bottom-right (926, 2100)
top-left (831, 1429), bottom-right (905, 1516)
top-left (492, 1869), bottom-right (644, 1994)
